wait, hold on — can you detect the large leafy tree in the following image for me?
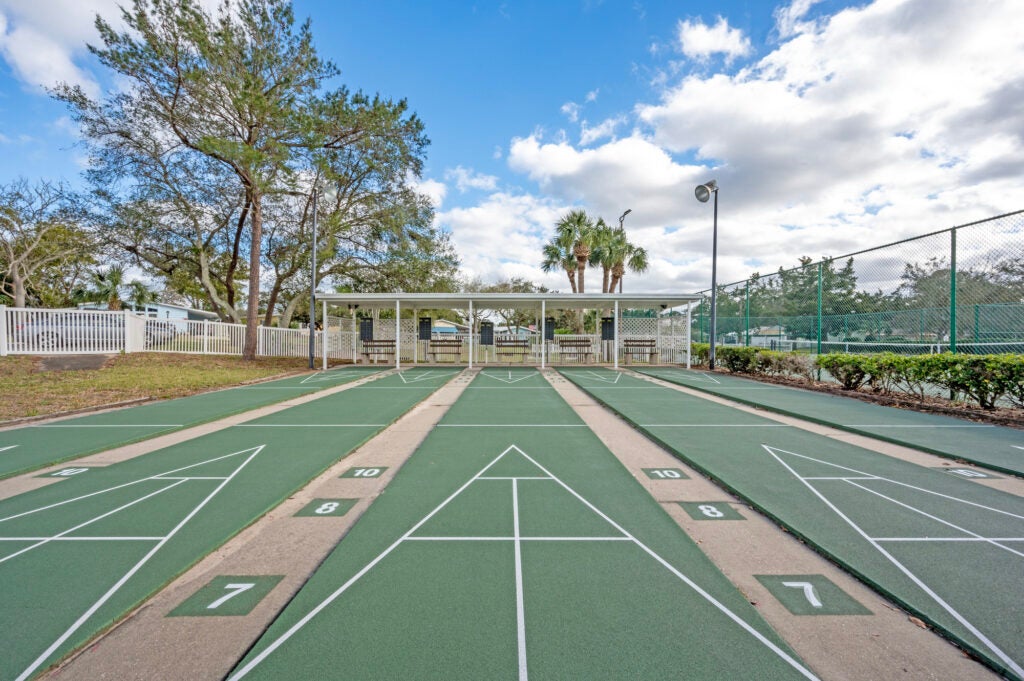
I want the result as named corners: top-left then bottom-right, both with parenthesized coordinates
top-left (541, 227), bottom-right (578, 293)
top-left (0, 179), bottom-right (94, 307)
top-left (56, 0), bottom-right (432, 359)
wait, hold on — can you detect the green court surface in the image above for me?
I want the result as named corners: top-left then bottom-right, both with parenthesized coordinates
top-left (0, 367), bottom-right (384, 480)
top-left (635, 366), bottom-right (1024, 476)
top-left (229, 368), bottom-right (816, 681)
top-left (561, 367), bottom-right (1024, 680)
top-left (0, 368), bottom-right (451, 681)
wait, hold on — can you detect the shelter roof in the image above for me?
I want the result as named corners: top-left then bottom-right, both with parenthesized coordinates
top-left (314, 292), bottom-right (699, 310)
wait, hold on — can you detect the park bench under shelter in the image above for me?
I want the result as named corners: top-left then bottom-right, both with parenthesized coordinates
top-left (312, 292), bottom-right (700, 371)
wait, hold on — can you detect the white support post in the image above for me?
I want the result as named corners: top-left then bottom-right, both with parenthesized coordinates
top-left (123, 309), bottom-right (130, 353)
top-left (0, 305), bottom-right (7, 356)
top-left (686, 303), bottom-right (692, 369)
top-left (413, 308), bottom-right (418, 365)
top-left (541, 301), bottom-right (546, 369)
top-left (203, 320), bottom-right (210, 355)
top-left (656, 306), bottom-right (662, 362)
top-left (322, 300), bottom-right (328, 370)
top-left (395, 300), bottom-right (401, 371)
top-left (613, 300), bottom-right (619, 370)
top-left (468, 300), bottom-right (474, 369)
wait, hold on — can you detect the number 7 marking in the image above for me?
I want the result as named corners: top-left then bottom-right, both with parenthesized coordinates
top-left (782, 581), bottom-right (822, 608)
top-left (207, 583), bottom-right (255, 610)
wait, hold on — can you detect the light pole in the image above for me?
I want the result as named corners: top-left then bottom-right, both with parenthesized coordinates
top-left (617, 209), bottom-right (631, 293)
top-left (308, 188), bottom-right (318, 369)
top-left (695, 180), bottom-right (718, 369)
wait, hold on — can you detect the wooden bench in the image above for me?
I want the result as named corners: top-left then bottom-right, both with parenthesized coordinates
top-left (621, 339), bottom-right (658, 364)
top-left (557, 338), bottom-right (594, 363)
top-left (360, 339), bottom-right (396, 364)
top-left (428, 338), bottom-right (463, 362)
top-left (495, 338), bottom-right (530, 362)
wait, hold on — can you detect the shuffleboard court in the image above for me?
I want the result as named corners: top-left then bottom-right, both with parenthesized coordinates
top-left (634, 366), bottom-right (1024, 476)
top-left (0, 367), bottom-right (448, 681)
top-left (228, 368), bottom-right (817, 680)
top-left (0, 366), bottom-right (384, 480)
top-left (561, 367), bottom-right (1024, 680)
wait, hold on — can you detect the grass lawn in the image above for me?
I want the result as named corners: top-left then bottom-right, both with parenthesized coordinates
top-left (0, 353), bottom-right (328, 421)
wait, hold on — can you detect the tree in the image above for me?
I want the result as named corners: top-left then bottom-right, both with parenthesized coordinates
top-left (0, 179), bottom-right (93, 307)
top-left (554, 209), bottom-right (596, 294)
top-left (897, 256), bottom-right (1007, 340)
top-left (57, 0), bottom-right (430, 359)
top-left (541, 228), bottom-right (578, 293)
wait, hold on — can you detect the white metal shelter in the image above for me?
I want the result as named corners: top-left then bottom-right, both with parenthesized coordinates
top-left (313, 292), bottom-right (700, 371)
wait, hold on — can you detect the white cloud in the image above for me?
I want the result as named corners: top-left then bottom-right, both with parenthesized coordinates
top-left (493, 0), bottom-right (1024, 294)
top-left (0, 0), bottom-right (224, 96)
top-left (445, 165), bottom-right (499, 193)
top-left (436, 192), bottom-right (571, 289)
top-left (774, 0), bottom-right (822, 39)
top-left (585, 88), bottom-right (599, 103)
top-left (578, 116), bottom-right (626, 146)
top-left (676, 16), bottom-right (752, 63)
top-left (413, 178), bottom-right (447, 209)
top-left (560, 101), bottom-right (580, 123)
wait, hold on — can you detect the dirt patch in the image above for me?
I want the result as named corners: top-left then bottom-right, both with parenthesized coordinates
top-left (38, 354), bottom-right (115, 372)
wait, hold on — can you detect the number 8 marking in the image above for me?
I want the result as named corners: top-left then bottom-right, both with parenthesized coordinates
top-left (698, 504), bottom-right (724, 518)
top-left (315, 502), bottom-right (340, 515)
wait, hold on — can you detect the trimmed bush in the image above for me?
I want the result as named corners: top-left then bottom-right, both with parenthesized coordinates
top-left (717, 346), bottom-right (760, 373)
top-left (816, 353), bottom-right (870, 390)
top-left (690, 343), bottom-right (710, 365)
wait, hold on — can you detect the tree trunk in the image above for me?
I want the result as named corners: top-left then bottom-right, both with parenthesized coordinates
top-left (565, 268), bottom-right (577, 293)
top-left (243, 190), bottom-right (262, 360)
top-left (602, 267), bottom-right (611, 294)
top-left (12, 272), bottom-right (26, 307)
top-left (576, 256), bottom-right (587, 294)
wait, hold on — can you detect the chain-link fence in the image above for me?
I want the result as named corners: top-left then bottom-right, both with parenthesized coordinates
top-left (692, 210), bottom-right (1024, 355)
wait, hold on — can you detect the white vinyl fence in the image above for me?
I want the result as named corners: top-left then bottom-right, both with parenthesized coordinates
top-left (0, 306), bottom-right (341, 359)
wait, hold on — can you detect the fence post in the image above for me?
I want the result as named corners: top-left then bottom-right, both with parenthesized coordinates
top-left (203, 320), bottom-right (210, 355)
top-left (950, 228), bottom-right (957, 354)
top-left (816, 262), bottom-right (823, 355)
top-left (973, 304), bottom-right (979, 345)
top-left (123, 309), bottom-right (131, 353)
top-left (744, 281), bottom-right (750, 347)
top-left (0, 305), bottom-right (7, 356)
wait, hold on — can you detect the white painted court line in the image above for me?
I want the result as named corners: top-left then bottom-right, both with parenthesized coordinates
top-left (577, 370), bottom-right (621, 384)
top-left (0, 536), bottom-right (164, 541)
top-left (0, 445), bottom-right (18, 453)
top-left (398, 370), bottom-right (458, 384)
top-left (15, 445), bottom-right (265, 681)
top-left (512, 478), bottom-right (528, 681)
top-left (640, 424), bottom-right (791, 428)
top-left (0, 480), bottom-right (185, 565)
top-left (0, 447), bottom-right (266, 525)
top-left (232, 424), bottom-right (385, 428)
top-left (229, 444), bottom-right (819, 681)
top-left (33, 424), bottom-right (184, 428)
top-left (1013, 446), bottom-right (1024, 451)
top-left (841, 424), bottom-right (995, 429)
top-left (764, 444), bottom-right (1024, 678)
top-left (436, 424), bottom-right (587, 428)
top-left (873, 537), bottom-right (1024, 543)
top-left (701, 372), bottom-right (721, 384)
top-left (844, 479), bottom-right (1024, 559)
top-left (480, 372), bottom-right (537, 385)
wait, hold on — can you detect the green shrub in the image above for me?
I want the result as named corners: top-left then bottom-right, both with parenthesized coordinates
top-left (717, 346), bottom-right (760, 373)
top-left (816, 353), bottom-right (870, 390)
top-left (690, 342), bottom-right (710, 365)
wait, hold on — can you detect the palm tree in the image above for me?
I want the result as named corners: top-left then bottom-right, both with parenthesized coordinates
top-left (589, 218), bottom-right (617, 293)
top-left (555, 209), bottom-right (596, 293)
top-left (610, 239), bottom-right (649, 293)
top-left (541, 228), bottom-right (578, 293)
top-left (87, 265), bottom-right (126, 310)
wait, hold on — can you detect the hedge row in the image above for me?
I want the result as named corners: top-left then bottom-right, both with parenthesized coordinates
top-left (693, 345), bottom-right (1024, 411)
top-left (816, 352), bottom-right (1024, 410)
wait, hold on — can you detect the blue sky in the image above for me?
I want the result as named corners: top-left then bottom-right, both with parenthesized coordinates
top-left (1, 0), bottom-right (1022, 294)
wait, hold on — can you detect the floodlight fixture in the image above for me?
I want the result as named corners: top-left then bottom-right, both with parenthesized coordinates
top-left (695, 180), bottom-right (717, 203)
top-left (618, 208), bottom-right (632, 228)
